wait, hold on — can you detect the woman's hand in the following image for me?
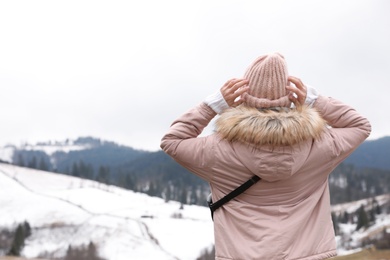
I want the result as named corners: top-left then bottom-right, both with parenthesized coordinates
top-left (220, 78), bottom-right (249, 107)
top-left (286, 76), bottom-right (307, 108)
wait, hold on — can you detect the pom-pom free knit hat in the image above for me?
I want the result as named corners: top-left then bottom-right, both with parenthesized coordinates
top-left (242, 53), bottom-right (291, 108)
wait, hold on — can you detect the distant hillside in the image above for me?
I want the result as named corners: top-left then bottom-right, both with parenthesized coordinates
top-left (1, 135), bottom-right (389, 207)
top-left (1, 137), bottom-right (208, 206)
top-left (344, 136), bottom-right (390, 171)
top-left (10, 137), bottom-right (147, 173)
top-left (116, 150), bottom-right (206, 187)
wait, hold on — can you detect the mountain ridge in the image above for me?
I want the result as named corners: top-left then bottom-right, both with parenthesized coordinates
top-left (0, 135), bottom-right (389, 208)
top-left (344, 136), bottom-right (390, 170)
top-left (1, 135), bottom-right (389, 170)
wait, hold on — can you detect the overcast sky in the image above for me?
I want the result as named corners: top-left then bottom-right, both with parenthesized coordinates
top-left (1, 0), bottom-right (389, 151)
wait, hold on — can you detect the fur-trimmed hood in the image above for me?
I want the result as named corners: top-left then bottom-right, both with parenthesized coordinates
top-left (215, 105), bottom-right (327, 147)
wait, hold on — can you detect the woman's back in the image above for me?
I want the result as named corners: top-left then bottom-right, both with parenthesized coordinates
top-left (161, 53), bottom-right (371, 259)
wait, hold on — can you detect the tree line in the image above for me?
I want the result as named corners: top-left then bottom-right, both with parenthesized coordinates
top-left (14, 154), bottom-right (209, 206)
top-left (0, 220), bottom-right (106, 260)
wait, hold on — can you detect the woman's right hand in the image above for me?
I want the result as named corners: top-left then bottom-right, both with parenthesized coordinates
top-left (220, 78), bottom-right (249, 107)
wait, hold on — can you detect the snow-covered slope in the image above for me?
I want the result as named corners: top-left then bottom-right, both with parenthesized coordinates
top-left (0, 163), bottom-right (214, 260)
top-left (332, 194), bottom-right (390, 255)
top-left (1, 162), bottom-right (389, 259)
top-left (0, 145), bottom-right (15, 163)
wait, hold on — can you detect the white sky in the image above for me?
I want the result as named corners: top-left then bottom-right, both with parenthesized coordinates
top-left (1, 0), bottom-right (389, 151)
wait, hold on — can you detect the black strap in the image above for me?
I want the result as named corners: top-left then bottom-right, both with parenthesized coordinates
top-left (207, 175), bottom-right (261, 220)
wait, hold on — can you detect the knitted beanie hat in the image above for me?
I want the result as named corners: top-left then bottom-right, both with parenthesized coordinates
top-left (241, 53), bottom-right (291, 108)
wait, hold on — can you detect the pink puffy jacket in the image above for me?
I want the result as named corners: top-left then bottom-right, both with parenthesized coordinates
top-left (161, 95), bottom-right (371, 260)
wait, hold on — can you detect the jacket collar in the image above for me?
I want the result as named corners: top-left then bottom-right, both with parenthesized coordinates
top-left (215, 105), bottom-right (326, 146)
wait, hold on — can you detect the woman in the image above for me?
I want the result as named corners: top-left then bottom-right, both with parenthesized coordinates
top-left (160, 53), bottom-right (371, 260)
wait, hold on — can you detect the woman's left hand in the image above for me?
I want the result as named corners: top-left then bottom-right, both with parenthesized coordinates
top-left (286, 76), bottom-right (307, 108)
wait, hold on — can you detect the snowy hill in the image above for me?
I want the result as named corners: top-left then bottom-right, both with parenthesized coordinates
top-left (1, 163), bottom-right (389, 259)
top-left (0, 163), bottom-right (214, 260)
top-left (332, 194), bottom-right (390, 255)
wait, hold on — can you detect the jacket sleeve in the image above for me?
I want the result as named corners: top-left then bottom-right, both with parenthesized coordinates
top-left (160, 102), bottom-right (217, 181)
top-left (314, 95), bottom-right (371, 165)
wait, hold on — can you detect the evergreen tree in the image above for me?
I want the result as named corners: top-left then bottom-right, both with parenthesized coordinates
top-left (197, 246), bottom-right (215, 260)
top-left (341, 211), bottom-right (350, 223)
top-left (23, 221), bottom-right (31, 238)
top-left (96, 166), bottom-right (110, 184)
top-left (180, 187), bottom-right (188, 204)
top-left (87, 241), bottom-right (99, 258)
top-left (39, 157), bottom-right (48, 171)
top-left (356, 205), bottom-right (369, 230)
top-left (372, 198), bottom-right (382, 215)
top-left (165, 185), bottom-right (172, 202)
top-left (65, 245), bottom-right (76, 260)
top-left (331, 212), bottom-right (339, 235)
top-left (64, 242), bottom-right (106, 260)
top-left (17, 154), bottom-right (25, 167)
top-left (87, 164), bottom-right (95, 180)
top-left (72, 162), bottom-right (80, 177)
top-left (28, 156), bottom-right (37, 169)
top-left (125, 173), bottom-right (135, 190)
top-left (8, 224), bottom-right (24, 256)
top-left (375, 202), bottom-right (382, 215)
top-left (147, 181), bottom-right (157, 197)
top-left (190, 186), bottom-right (198, 205)
top-left (7, 221), bottom-right (31, 256)
top-left (78, 160), bottom-right (94, 179)
top-left (79, 160), bottom-right (87, 178)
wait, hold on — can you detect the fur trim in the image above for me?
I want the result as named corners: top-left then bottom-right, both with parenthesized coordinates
top-left (215, 105), bottom-right (327, 146)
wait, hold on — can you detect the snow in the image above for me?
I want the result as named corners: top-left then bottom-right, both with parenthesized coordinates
top-left (0, 140), bottom-right (91, 164)
top-left (335, 196), bottom-right (390, 255)
top-left (0, 163), bottom-right (214, 260)
top-left (21, 143), bottom-right (90, 156)
top-left (0, 145), bottom-right (15, 163)
top-left (331, 193), bottom-right (390, 215)
top-left (1, 162), bottom-right (389, 259)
